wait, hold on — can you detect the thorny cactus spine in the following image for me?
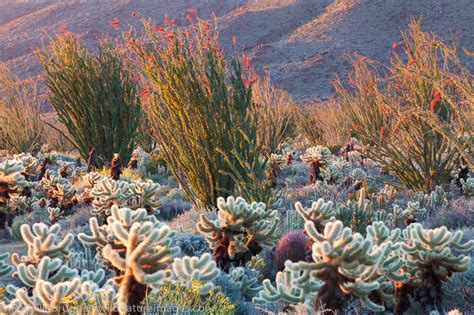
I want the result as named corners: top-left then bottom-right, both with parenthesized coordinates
top-left (78, 205), bottom-right (180, 315)
top-left (196, 196), bottom-right (280, 271)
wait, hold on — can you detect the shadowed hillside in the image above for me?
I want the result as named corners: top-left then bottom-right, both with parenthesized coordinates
top-left (1, 0), bottom-right (473, 100)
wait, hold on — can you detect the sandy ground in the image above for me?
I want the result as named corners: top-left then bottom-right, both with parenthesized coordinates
top-left (0, 0), bottom-right (473, 101)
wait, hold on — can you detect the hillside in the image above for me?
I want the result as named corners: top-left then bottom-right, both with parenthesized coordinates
top-left (1, 0), bottom-right (473, 101)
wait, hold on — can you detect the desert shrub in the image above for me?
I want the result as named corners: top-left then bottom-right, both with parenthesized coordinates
top-left (130, 18), bottom-right (270, 207)
top-left (335, 20), bottom-right (471, 192)
top-left (296, 99), bottom-right (350, 149)
top-left (0, 65), bottom-right (47, 154)
top-left (172, 234), bottom-right (211, 257)
top-left (36, 32), bottom-right (141, 166)
top-left (252, 73), bottom-right (296, 154)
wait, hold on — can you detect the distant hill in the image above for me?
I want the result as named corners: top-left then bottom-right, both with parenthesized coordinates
top-left (1, 0), bottom-right (473, 101)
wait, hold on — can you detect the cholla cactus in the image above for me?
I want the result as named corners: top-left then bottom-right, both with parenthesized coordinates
top-left (301, 146), bottom-right (332, 184)
top-left (253, 260), bottom-right (322, 305)
top-left (90, 178), bottom-right (130, 219)
top-left (460, 177), bottom-right (474, 196)
top-left (295, 198), bottom-right (335, 233)
top-left (129, 180), bottom-right (162, 214)
top-left (392, 202), bottom-right (426, 228)
top-left (12, 223), bottom-right (74, 265)
top-left (258, 220), bottom-right (396, 312)
top-left (172, 253), bottom-right (220, 295)
top-left (0, 252), bottom-right (13, 278)
top-left (196, 196), bottom-right (280, 271)
top-left (80, 269), bottom-right (106, 284)
top-left (13, 153), bottom-right (39, 180)
top-left (9, 196), bottom-right (36, 215)
top-left (335, 188), bottom-right (372, 234)
top-left (40, 170), bottom-right (76, 210)
top-left (7, 256), bottom-right (77, 292)
top-left (48, 207), bottom-right (63, 224)
top-left (78, 205), bottom-right (179, 314)
top-left (0, 160), bottom-right (27, 232)
top-left (229, 267), bottom-right (262, 298)
top-left (429, 185), bottom-right (447, 210)
top-left (58, 161), bottom-right (72, 178)
top-left (80, 171), bottom-right (103, 202)
top-left (395, 224), bottom-right (474, 313)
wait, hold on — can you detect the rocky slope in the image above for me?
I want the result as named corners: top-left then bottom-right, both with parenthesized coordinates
top-left (1, 0), bottom-right (473, 101)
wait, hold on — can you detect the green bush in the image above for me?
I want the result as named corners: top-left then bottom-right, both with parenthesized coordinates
top-left (36, 32), bottom-right (141, 166)
top-left (130, 18), bottom-right (270, 206)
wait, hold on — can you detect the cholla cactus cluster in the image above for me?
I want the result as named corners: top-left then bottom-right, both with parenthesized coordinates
top-left (459, 177), bottom-right (474, 196)
top-left (300, 146), bottom-right (332, 184)
top-left (78, 205), bottom-right (180, 313)
top-left (197, 196), bottom-right (280, 271)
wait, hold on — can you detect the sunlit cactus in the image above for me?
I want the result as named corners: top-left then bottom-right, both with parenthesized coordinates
top-left (172, 253), bottom-right (220, 295)
top-left (80, 171), bottom-right (103, 203)
top-left (196, 196), bottom-right (280, 271)
top-left (78, 205), bottom-right (179, 315)
top-left (300, 146), bottom-right (332, 184)
top-left (12, 223), bottom-right (74, 265)
top-left (90, 178), bottom-right (130, 219)
top-left (13, 153), bottom-right (39, 180)
top-left (395, 224), bottom-right (474, 314)
top-left (9, 195), bottom-right (36, 215)
top-left (253, 260), bottom-right (322, 305)
top-left (47, 207), bottom-right (63, 225)
top-left (7, 256), bottom-right (77, 292)
top-left (0, 252), bottom-right (13, 278)
top-left (129, 180), bottom-right (162, 214)
top-left (295, 198), bottom-right (335, 232)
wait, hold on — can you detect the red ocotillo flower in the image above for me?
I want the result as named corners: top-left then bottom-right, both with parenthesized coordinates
top-left (391, 42), bottom-right (398, 50)
top-left (152, 25), bottom-right (164, 33)
top-left (430, 89), bottom-right (441, 111)
top-left (110, 17), bottom-right (120, 28)
top-left (131, 11), bottom-right (137, 17)
top-left (164, 15), bottom-right (169, 25)
top-left (138, 89), bottom-right (149, 97)
top-left (232, 35), bottom-right (237, 47)
top-left (186, 9), bottom-right (198, 15)
top-left (379, 127), bottom-right (385, 142)
top-left (407, 57), bottom-right (416, 68)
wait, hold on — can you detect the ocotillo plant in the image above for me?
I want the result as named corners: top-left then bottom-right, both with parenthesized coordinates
top-left (36, 32), bottom-right (141, 166)
top-left (335, 20), bottom-right (467, 192)
top-left (0, 65), bottom-right (47, 154)
top-left (129, 17), bottom-right (268, 207)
